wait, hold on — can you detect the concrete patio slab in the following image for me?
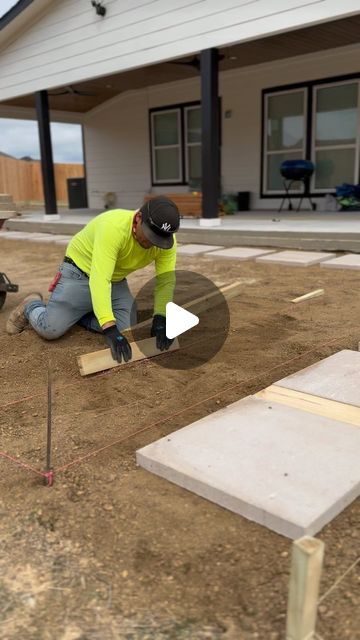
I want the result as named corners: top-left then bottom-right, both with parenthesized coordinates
top-left (205, 247), bottom-right (276, 260)
top-left (276, 350), bottom-right (360, 406)
top-left (177, 243), bottom-right (224, 255)
top-left (137, 395), bottom-right (360, 539)
top-left (256, 250), bottom-right (336, 266)
top-left (7, 211), bottom-right (360, 251)
top-left (320, 254), bottom-right (360, 270)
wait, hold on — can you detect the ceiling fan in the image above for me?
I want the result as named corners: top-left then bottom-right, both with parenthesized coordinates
top-left (167, 53), bottom-right (225, 72)
top-left (48, 85), bottom-right (96, 97)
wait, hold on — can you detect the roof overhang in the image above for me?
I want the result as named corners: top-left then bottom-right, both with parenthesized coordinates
top-left (0, 14), bottom-right (359, 117)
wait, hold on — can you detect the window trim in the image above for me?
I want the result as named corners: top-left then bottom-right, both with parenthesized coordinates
top-left (263, 87), bottom-right (307, 195)
top-left (150, 108), bottom-right (183, 185)
top-left (261, 72), bottom-right (360, 199)
top-left (311, 79), bottom-right (360, 193)
top-left (184, 105), bottom-right (202, 184)
top-left (149, 101), bottom-right (201, 187)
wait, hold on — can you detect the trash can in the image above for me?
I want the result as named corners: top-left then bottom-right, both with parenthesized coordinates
top-left (237, 191), bottom-right (250, 211)
top-left (67, 177), bottom-right (88, 209)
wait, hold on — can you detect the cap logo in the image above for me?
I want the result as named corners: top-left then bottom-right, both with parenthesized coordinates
top-left (161, 222), bottom-right (171, 232)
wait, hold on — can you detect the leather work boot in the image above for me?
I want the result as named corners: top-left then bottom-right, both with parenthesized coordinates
top-left (6, 292), bottom-right (43, 335)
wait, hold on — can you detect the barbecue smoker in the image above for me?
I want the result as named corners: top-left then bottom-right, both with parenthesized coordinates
top-left (0, 273), bottom-right (19, 310)
top-left (279, 159), bottom-right (315, 212)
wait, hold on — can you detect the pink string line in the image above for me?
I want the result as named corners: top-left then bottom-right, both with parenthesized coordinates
top-left (55, 330), bottom-right (353, 474)
top-left (0, 330), bottom-right (355, 483)
top-left (0, 451), bottom-right (47, 478)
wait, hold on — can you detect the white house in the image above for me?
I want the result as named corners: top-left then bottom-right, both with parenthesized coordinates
top-left (0, 0), bottom-right (359, 220)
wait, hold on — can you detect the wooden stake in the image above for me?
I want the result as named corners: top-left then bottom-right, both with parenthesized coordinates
top-left (78, 336), bottom-right (179, 376)
top-left (256, 385), bottom-right (360, 428)
top-left (286, 536), bottom-right (325, 640)
top-left (291, 289), bottom-right (324, 304)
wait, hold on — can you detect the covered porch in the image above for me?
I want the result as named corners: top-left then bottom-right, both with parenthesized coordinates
top-left (0, 12), bottom-right (359, 224)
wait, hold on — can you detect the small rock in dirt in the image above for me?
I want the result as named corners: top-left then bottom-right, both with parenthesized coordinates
top-left (103, 504), bottom-right (113, 511)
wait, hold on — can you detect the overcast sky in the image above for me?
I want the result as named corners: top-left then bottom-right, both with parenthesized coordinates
top-left (0, 0), bottom-right (19, 17)
top-left (0, 119), bottom-right (84, 163)
top-left (0, 1), bottom-right (84, 164)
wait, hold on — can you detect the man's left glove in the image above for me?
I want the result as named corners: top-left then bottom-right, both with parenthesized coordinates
top-left (103, 325), bottom-right (132, 363)
top-left (151, 314), bottom-right (174, 351)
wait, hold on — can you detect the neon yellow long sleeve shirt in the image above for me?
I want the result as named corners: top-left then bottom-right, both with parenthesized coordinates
top-left (66, 209), bottom-right (177, 326)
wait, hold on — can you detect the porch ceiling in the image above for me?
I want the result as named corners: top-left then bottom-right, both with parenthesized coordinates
top-left (1, 14), bottom-right (359, 114)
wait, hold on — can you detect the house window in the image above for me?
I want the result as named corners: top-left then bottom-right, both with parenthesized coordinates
top-left (150, 102), bottom-right (203, 186)
top-left (151, 109), bottom-right (182, 183)
top-left (264, 89), bottom-right (306, 192)
top-left (262, 75), bottom-right (360, 197)
top-left (312, 82), bottom-right (360, 190)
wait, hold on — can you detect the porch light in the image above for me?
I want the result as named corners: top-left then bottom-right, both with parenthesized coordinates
top-left (91, 1), bottom-right (106, 17)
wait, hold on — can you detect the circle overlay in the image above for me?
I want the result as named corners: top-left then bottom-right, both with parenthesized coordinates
top-left (131, 270), bottom-right (230, 370)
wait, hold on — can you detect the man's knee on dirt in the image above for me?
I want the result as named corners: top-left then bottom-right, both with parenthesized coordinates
top-left (26, 304), bottom-right (69, 340)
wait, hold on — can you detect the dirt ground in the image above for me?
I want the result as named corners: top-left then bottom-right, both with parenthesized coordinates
top-left (0, 237), bottom-right (359, 640)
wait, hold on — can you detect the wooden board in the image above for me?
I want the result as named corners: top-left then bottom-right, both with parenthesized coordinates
top-left (291, 289), bottom-right (324, 304)
top-left (256, 385), bottom-right (360, 427)
top-left (78, 336), bottom-right (180, 376)
top-left (78, 279), bottom-right (252, 376)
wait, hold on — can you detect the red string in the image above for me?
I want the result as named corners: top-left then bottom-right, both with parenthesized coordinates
top-left (0, 451), bottom-right (47, 478)
top-left (0, 329), bottom-right (355, 483)
top-left (55, 330), bottom-right (353, 473)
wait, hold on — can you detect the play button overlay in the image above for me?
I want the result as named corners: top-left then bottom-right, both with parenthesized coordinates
top-left (131, 270), bottom-right (230, 370)
top-left (166, 302), bottom-right (199, 339)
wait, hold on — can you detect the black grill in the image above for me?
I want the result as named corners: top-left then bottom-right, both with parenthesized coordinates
top-left (279, 160), bottom-right (315, 212)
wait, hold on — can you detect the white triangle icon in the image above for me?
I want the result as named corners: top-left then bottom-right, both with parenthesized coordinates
top-left (166, 302), bottom-right (199, 339)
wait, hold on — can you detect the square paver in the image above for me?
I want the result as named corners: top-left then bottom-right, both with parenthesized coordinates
top-left (256, 250), bottom-right (336, 266)
top-left (26, 234), bottom-right (62, 242)
top-left (320, 254), bottom-right (360, 270)
top-left (177, 244), bottom-right (224, 255)
top-left (276, 349), bottom-right (360, 407)
top-left (0, 231), bottom-right (33, 239)
top-left (54, 237), bottom-right (72, 245)
top-left (205, 247), bottom-right (276, 260)
top-left (137, 395), bottom-right (360, 539)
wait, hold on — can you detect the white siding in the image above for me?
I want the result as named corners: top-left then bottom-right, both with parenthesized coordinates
top-left (0, 0), bottom-right (359, 101)
top-left (84, 44), bottom-right (360, 210)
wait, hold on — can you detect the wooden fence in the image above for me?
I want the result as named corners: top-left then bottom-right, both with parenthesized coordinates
top-left (0, 156), bottom-right (84, 205)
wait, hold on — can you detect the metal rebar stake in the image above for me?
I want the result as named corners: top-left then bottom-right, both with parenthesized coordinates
top-left (45, 363), bottom-right (54, 486)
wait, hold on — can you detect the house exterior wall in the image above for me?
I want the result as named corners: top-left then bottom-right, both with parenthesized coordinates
top-left (84, 44), bottom-right (360, 211)
top-left (0, 0), bottom-right (359, 102)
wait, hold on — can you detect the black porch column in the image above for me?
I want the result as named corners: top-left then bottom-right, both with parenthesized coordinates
top-left (200, 48), bottom-right (219, 220)
top-left (35, 90), bottom-right (58, 215)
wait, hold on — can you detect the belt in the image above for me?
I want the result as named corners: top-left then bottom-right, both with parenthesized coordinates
top-left (63, 256), bottom-right (89, 278)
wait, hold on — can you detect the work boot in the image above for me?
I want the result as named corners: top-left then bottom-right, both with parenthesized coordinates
top-left (6, 292), bottom-right (43, 335)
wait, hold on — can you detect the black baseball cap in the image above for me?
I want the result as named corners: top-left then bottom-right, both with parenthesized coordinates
top-left (140, 197), bottom-right (180, 249)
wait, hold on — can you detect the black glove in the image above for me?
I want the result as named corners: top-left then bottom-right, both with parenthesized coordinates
top-left (151, 314), bottom-right (174, 351)
top-left (103, 325), bottom-right (132, 363)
